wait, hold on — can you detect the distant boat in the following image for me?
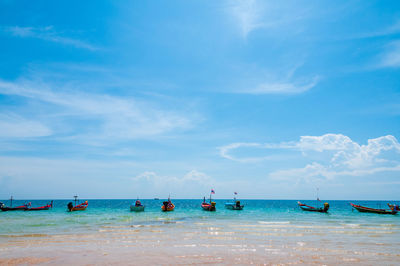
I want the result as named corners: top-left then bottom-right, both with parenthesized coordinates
top-left (25, 201), bottom-right (53, 211)
top-left (161, 197), bottom-right (175, 211)
top-left (350, 203), bottom-right (397, 215)
top-left (0, 196), bottom-right (30, 211)
top-left (225, 192), bottom-right (244, 210)
top-left (154, 198), bottom-right (159, 200)
top-left (67, 196), bottom-right (88, 212)
top-left (298, 201), bottom-right (329, 213)
top-left (130, 199), bottom-right (145, 212)
top-left (201, 196), bottom-right (216, 211)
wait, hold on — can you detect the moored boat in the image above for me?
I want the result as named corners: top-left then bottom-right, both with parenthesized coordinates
top-left (201, 189), bottom-right (216, 211)
top-left (350, 203), bottom-right (397, 215)
top-left (0, 196), bottom-right (29, 211)
top-left (298, 201), bottom-right (329, 213)
top-left (161, 197), bottom-right (175, 211)
top-left (225, 192), bottom-right (244, 210)
top-left (388, 203), bottom-right (400, 212)
top-left (67, 196), bottom-right (88, 212)
top-left (130, 199), bottom-right (145, 212)
top-left (25, 201), bottom-right (53, 211)
top-left (201, 197), bottom-right (216, 211)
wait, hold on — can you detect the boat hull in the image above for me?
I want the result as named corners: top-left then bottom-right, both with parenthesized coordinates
top-left (130, 205), bottom-right (145, 212)
top-left (351, 203), bottom-right (397, 215)
top-left (0, 206), bottom-right (28, 211)
top-left (68, 201), bottom-right (88, 212)
top-left (225, 203), bottom-right (244, 210)
top-left (25, 206), bottom-right (51, 211)
top-left (201, 203), bottom-right (216, 211)
top-left (70, 206), bottom-right (87, 211)
top-left (298, 201), bottom-right (329, 213)
top-left (299, 206), bottom-right (327, 213)
top-left (161, 203), bottom-right (175, 211)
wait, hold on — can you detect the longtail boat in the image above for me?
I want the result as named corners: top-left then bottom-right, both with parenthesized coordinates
top-left (130, 199), bottom-right (145, 212)
top-left (25, 201), bottom-right (53, 211)
top-left (298, 201), bottom-right (329, 213)
top-left (350, 203), bottom-right (397, 215)
top-left (0, 196), bottom-right (29, 211)
top-left (67, 196), bottom-right (88, 212)
top-left (225, 192), bottom-right (244, 210)
top-left (161, 197), bottom-right (175, 211)
top-left (201, 189), bottom-right (216, 211)
top-left (388, 203), bottom-right (400, 212)
top-left (201, 196), bottom-right (216, 211)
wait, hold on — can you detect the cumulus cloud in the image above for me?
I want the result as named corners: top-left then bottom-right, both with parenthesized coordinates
top-left (220, 134), bottom-right (400, 182)
top-left (133, 170), bottom-right (215, 197)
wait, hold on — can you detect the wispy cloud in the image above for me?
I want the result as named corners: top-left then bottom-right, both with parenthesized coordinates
top-left (3, 26), bottom-right (99, 51)
top-left (227, 0), bottom-right (265, 38)
top-left (0, 78), bottom-right (195, 143)
top-left (378, 40), bottom-right (400, 68)
top-left (232, 62), bottom-right (320, 95)
top-left (351, 20), bottom-right (400, 39)
top-left (237, 76), bottom-right (320, 95)
top-left (220, 134), bottom-right (400, 181)
top-left (226, 0), bottom-right (311, 39)
top-left (0, 114), bottom-right (52, 138)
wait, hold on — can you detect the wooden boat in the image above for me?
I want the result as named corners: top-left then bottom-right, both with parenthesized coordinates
top-left (25, 201), bottom-right (53, 211)
top-left (0, 196), bottom-right (29, 211)
top-left (225, 192), bottom-right (244, 210)
top-left (225, 201), bottom-right (244, 210)
top-left (201, 196), bottom-right (216, 211)
top-left (161, 197), bottom-right (175, 211)
top-left (388, 203), bottom-right (400, 212)
top-left (67, 196), bottom-right (88, 212)
top-left (351, 203), bottom-right (397, 215)
top-left (298, 201), bottom-right (329, 213)
top-left (130, 199), bottom-right (145, 212)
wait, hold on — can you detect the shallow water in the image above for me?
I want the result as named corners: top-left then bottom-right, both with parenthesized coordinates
top-left (0, 199), bottom-right (399, 265)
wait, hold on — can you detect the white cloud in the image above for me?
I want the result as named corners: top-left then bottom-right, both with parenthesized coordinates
top-left (133, 170), bottom-right (215, 197)
top-left (0, 79), bottom-right (194, 143)
top-left (219, 142), bottom-right (287, 162)
top-left (134, 170), bottom-right (212, 185)
top-left (4, 26), bottom-right (98, 51)
top-left (220, 134), bottom-right (400, 182)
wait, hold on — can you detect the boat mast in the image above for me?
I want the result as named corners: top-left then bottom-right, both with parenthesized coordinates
top-left (74, 195), bottom-right (78, 206)
top-left (10, 195), bottom-right (13, 207)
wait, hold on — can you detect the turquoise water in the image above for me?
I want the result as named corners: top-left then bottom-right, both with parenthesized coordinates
top-left (1, 199), bottom-right (399, 235)
top-left (1, 199), bottom-right (399, 264)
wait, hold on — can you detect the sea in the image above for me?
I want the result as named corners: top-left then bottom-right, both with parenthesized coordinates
top-left (0, 199), bottom-right (399, 265)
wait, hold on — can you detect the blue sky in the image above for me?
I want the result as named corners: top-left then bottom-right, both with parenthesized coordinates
top-left (0, 0), bottom-right (399, 199)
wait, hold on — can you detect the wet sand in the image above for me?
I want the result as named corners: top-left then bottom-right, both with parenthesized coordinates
top-left (1, 221), bottom-right (399, 265)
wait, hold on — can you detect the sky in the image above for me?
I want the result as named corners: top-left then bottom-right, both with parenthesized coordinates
top-left (0, 0), bottom-right (399, 200)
